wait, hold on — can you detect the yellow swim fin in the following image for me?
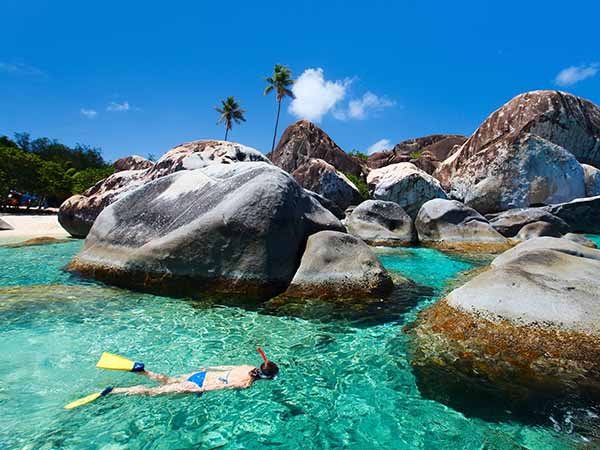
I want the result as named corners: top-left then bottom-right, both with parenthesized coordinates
top-left (64, 386), bottom-right (113, 410)
top-left (96, 352), bottom-right (145, 372)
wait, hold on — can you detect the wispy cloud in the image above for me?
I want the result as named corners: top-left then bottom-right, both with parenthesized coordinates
top-left (80, 108), bottom-right (98, 119)
top-left (289, 68), bottom-right (350, 122)
top-left (337, 92), bottom-right (395, 120)
top-left (366, 138), bottom-right (392, 155)
top-left (107, 101), bottom-right (132, 112)
top-left (555, 63), bottom-right (598, 87)
top-left (0, 61), bottom-right (44, 76)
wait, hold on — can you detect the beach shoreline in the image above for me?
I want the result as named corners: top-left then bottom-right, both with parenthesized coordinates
top-left (0, 214), bottom-right (71, 242)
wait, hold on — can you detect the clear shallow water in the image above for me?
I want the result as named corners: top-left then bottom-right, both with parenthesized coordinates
top-left (0, 240), bottom-right (585, 449)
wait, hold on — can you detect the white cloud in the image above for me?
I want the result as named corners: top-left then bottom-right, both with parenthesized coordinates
top-left (0, 61), bottom-right (43, 76)
top-left (555, 63), bottom-right (598, 87)
top-left (289, 68), bottom-right (350, 122)
top-left (347, 92), bottom-right (395, 120)
top-left (107, 101), bottom-right (131, 112)
top-left (366, 138), bottom-right (392, 154)
top-left (80, 108), bottom-right (97, 119)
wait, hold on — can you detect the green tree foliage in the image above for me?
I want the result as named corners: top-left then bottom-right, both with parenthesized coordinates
top-left (409, 150), bottom-right (423, 160)
top-left (215, 96), bottom-right (246, 141)
top-left (264, 64), bottom-right (295, 152)
top-left (345, 173), bottom-right (371, 201)
top-left (348, 150), bottom-right (369, 161)
top-left (0, 134), bottom-right (113, 207)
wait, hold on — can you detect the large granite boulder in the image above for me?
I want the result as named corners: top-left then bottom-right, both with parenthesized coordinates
top-left (408, 237), bottom-right (600, 405)
top-left (367, 162), bottom-right (447, 218)
top-left (415, 199), bottom-right (510, 252)
top-left (291, 158), bottom-right (362, 210)
top-left (543, 195), bottom-right (600, 234)
top-left (58, 169), bottom-right (147, 238)
top-left (367, 134), bottom-right (466, 174)
top-left (346, 200), bottom-right (415, 246)
top-left (113, 155), bottom-right (154, 172)
top-left (515, 221), bottom-right (563, 241)
top-left (269, 120), bottom-right (365, 177)
top-left (582, 164), bottom-right (600, 197)
top-left (281, 231), bottom-right (394, 300)
top-left (67, 163), bottom-right (343, 299)
top-left (436, 90), bottom-right (600, 214)
top-left (58, 140), bottom-right (269, 238)
top-left (488, 207), bottom-right (570, 237)
top-left (303, 189), bottom-right (345, 220)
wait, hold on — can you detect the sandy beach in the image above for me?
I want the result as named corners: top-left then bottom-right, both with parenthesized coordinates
top-left (0, 214), bottom-right (71, 242)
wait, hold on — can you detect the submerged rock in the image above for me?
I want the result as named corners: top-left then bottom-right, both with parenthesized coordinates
top-left (1, 236), bottom-right (71, 248)
top-left (281, 231), bottom-right (394, 300)
top-left (58, 140), bottom-right (270, 238)
top-left (436, 90), bottom-right (600, 214)
top-left (543, 195), bottom-right (600, 234)
top-left (408, 237), bottom-right (600, 407)
top-left (346, 200), bottom-right (415, 246)
top-left (563, 233), bottom-right (598, 248)
top-left (367, 162), bottom-right (447, 218)
top-left (291, 158), bottom-right (362, 210)
top-left (67, 163), bottom-right (343, 300)
top-left (113, 155), bottom-right (154, 172)
top-left (488, 207), bottom-right (570, 237)
top-left (415, 199), bottom-right (510, 252)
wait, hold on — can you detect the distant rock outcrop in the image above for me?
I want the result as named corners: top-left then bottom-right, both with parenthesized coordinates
top-left (291, 158), bottom-right (362, 210)
top-left (488, 207), bottom-right (570, 237)
top-left (67, 163), bottom-right (343, 299)
top-left (269, 120), bottom-right (365, 177)
top-left (368, 134), bottom-right (466, 174)
top-left (436, 90), bottom-right (600, 214)
top-left (113, 155), bottom-right (154, 172)
top-left (582, 164), bottom-right (600, 197)
top-left (58, 141), bottom-right (270, 238)
top-left (367, 162), bottom-right (447, 218)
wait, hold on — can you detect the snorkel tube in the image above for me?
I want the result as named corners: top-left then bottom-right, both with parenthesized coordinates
top-left (257, 346), bottom-right (268, 365)
top-left (256, 346), bottom-right (276, 379)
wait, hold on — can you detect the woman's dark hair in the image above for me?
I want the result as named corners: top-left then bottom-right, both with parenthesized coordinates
top-left (260, 361), bottom-right (279, 379)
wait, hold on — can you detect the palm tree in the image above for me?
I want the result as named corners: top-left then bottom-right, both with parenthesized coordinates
top-left (264, 64), bottom-right (295, 152)
top-left (215, 96), bottom-right (246, 141)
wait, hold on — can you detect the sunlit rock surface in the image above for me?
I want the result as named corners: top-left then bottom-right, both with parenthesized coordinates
top-left (346, 200), bottom-right (415, 246)
top-left (67, 163), bottom-right (343, 299)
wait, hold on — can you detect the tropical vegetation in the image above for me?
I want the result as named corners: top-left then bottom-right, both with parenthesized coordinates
top-left (0, 133), bottom-right (113, 207)
top-left (215, 96), bottom-right (246, 140)
top-left (264, 64), bottom-right (295, 152)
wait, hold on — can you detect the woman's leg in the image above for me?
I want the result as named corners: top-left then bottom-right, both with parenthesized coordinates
top-left (135, 370), bottom-right (175, 384)
top-left (112, 382), bottom-right (200, 396)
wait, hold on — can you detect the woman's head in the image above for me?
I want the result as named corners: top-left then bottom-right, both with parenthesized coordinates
top-left (255, 346), bottom-right (279, 380)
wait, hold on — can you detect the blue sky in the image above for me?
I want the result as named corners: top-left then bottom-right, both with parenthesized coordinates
top-left (1, 0), bottom-right (599, 162)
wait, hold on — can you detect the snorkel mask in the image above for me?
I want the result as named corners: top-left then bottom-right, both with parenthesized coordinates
top-left (257, 346), bottom-right (278, 380)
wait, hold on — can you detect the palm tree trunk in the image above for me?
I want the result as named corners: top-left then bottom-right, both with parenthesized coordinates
top-left (271, 99), bottom-right (282, 152)
top-left (225, 127), bottom-right (229, 141)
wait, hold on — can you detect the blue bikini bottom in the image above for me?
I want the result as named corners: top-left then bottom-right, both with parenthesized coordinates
top-left (187, 371), bottom-right (207, 388)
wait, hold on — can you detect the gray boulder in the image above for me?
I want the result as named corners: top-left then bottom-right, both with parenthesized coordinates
top-left (114, 155), bottom-right (154, 172)
top-left (543, 195), bottom-right (600, 234)
top-left (488, 207), bottom-right (570, 237)
top-left (282, 231), bottom-right (394, 299)
top-left (409, 237), bottom-right (600, 402)
top-left (367, 162), bottom-right (447, 218)
top-left (515, 221), bottom-right (564, 241)
top-left (304, 189), bottom-right (345, 220)
top-left (346, 200), bottom-right (415, 246)
top-left (582, 164), bottom-right (600, 197)
top-left (67, 163), bottom-right (343, 299)
top-left (0, 218), bottom-right (13, 231)
top-left (291, 158), bottom-right (362, 210)
top-left (563, 233), bottom-right (597, 248)
top-left (415, 198), bottom-right (510, 252)
top-left (59, 140), bottom-right (270, 238)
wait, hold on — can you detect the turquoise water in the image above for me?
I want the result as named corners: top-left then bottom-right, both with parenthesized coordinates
top-left (0, 240), bottom-right (586, 449)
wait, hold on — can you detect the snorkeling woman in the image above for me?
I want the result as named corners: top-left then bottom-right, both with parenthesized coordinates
top-left (65, 347), bottom-right (278, 409)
